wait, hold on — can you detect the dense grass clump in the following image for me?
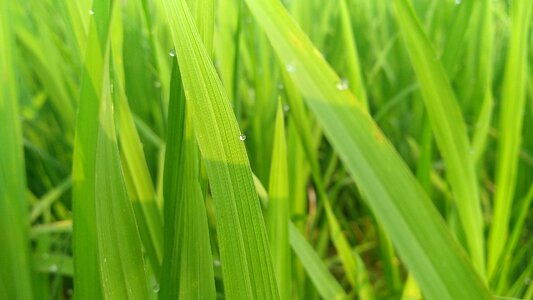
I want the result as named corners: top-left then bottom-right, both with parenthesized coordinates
top-left (1, 0), bottom-right (532, 299)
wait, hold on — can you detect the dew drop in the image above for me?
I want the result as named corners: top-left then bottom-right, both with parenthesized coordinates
top-left (169, 48), bottom-right (176, 57)
top-left (239, 134), bottom-right (247, 141)
top-left (336, 78), bottom-right (349, 91)
top-left (153, 283), bottom-right (160, 293)
top-left (49, 264), bottom-right (58, 273)
top-left (213, 259), bottom-right (221, 267)
top-left (286, 63), bottom-right (296, 73)
top-left (283, 104), bottom-right (290, 112)
top-left (455, 0), bottom-right (461, 5)
top-left (89, 9), bottom-right (94, 15)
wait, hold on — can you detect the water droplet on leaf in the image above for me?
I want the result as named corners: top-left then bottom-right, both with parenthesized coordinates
top-left (169, 48), bottom-right (176, 57)
top-left (89, 9), bottom-right (94, 15)
top-left (239, 134), bottom-right (246, 141)
top-left (336, 78), bottom-right (349, 91)
top-left (286, 63), bottom-right (296, 73)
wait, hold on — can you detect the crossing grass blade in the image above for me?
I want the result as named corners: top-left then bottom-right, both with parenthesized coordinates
top-left (488, 0), bottom-right (533, 278)
top-left (159, 0), bottom-right (279, 297)
top-left (243, 0), bottom-right (491, 299)
top-left (0, 0), bottom-right (34, 298)
top-left (393, 0), bottom-right (485, 273)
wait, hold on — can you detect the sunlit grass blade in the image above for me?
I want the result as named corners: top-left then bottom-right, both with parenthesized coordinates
top-left (268, 101), bottom-right (291, 299)
top-left (244, 0), bottom-right (491, 299)
top-left (160, 0), bottom-right (279, 297)
top-left (393, 0), bottom-right (485, 272)
top-left (160, 60), bottom-right (216, 299)
top-left (487, 0), bottom-right (533, 278)
top-left (0, 0), bottom-right (34, 298)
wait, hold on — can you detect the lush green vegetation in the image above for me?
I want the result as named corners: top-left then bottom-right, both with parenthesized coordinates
top-left (1, 0), bottom-right (532, 299)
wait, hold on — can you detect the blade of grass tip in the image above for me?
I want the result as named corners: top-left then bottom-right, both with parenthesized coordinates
top-left (488, 0), bottom-right (533, 278)
top-left (160, 59), bottom-right (216, 299)
top-left (160, 0), bottom-right (279, 298)
top-left (94, 63), bottom-right (150, 299)
top-left (393, 0), bottom-right (485, 273)
top-left (0, 0), bottom-right (34, 298)
top-left (268, 100), bottom-right (291, 299)
top-left (71, 0), bottom-right (114, 297)
top-left (244, 0), bottom-right (491, 299)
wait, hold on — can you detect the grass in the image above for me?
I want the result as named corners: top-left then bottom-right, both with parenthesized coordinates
top-left (1, 0), bottom-right (532, 299)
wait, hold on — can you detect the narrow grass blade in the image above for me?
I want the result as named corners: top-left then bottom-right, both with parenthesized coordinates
top-left (488, 0), bottom-right (533, 277)
top-left (71, 0), bottom-right (114, 297)
top-left (244, 0), bottom-right (491, 299)
top-left (289, 223), bottom-right (346, 300)
top-left (159, 0), bottom-right (279, 298)
top-left (0, 0), bottom-right (34, 298)
top-left (393, 0), bottom-right (485, 272)
top-left (268, 101), bottom-right (291, 299)
top-left (160, 60), bottom-right (216, 299)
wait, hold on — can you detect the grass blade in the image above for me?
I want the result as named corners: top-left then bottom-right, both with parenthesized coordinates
top-left (268, 101), bottom-right (291, 299)
top-left (0, 0), bottom-right (34, 298)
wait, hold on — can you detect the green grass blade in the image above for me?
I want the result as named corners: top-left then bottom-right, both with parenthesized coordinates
top-left (268, 101), bottom-right (291, 300)
top-left (94, 69), bottom-right (150, 299)
top-left (71, 0), bottom-right (114, 297)
top-left (159, 0), bottom-right (279, 298)
top-left (488, 0), bottom-right (533, 277)
top-left (393, 0), bottom-right (485, 273)
top-left (289, 223), bottom-right (346, 300)
top-left (160, 60), bottom-right (216, 299)
top-left (244, 0), bottom-right (491, 299)
top-left (0, 0), bottom-right (34, 298)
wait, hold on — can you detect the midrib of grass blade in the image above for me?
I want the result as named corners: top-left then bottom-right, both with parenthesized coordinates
top-left (160, 60), bottom-right (215, 299)
top-left (488, 0), bottom-right (533, 278)
top-left (244, 0), bottom-right (491, 299)
top-left (393, 0), bottom-right (485, 273)
top-left (94, 68), bottom-right (150, 299)
top-left (71, 0), bottom-right (113, 297)
top-left (0, 0), bottom-right (34, 298)
top-left (159, 0), bottom-right (279, 298)
top-left (268, 102), bottom-right (291, 300)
